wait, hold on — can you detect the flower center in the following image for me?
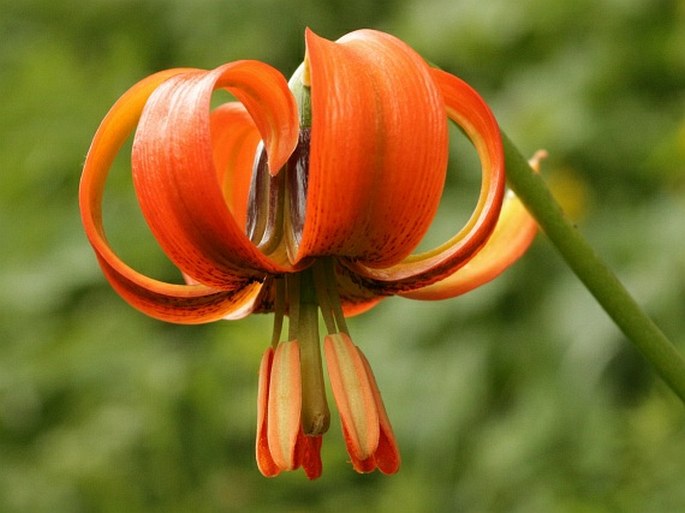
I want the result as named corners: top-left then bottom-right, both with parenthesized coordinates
top-left (261, 258), bottom-right (400, 476)
top-left (245, 128), bottom-right (310, 266)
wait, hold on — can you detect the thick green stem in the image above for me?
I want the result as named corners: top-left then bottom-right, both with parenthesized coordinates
top-left (503, 133), bottom-right (685, 402)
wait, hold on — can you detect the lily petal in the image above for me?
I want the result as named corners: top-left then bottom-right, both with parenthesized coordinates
top-left (344, 68), bottom-right (506, 294)
top-left (401, 188), bottom-right (538, 300)
top-left (96, 254), bottom-right (262, 323)
top-left (79, 70), bottom-right (261, 324)
top-left (132, 61), bottom-right (299, 287)
top-left (210, 102), bottom-right (262, 231)
top-left (401, 152), bottom-right (543, 300)
top-left (332, 263), bottom-right (385, 317)
top-left (296, 29), bottom-right (448, 267)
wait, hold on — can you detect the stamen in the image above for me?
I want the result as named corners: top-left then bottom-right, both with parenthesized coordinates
top-left (324, 333), bottom-right (380, 462)
top-left (313, 258), bottom-right (349, 335)
top-left (246, 142), bottom-right (286, 255)
top-left (267, 340), bottom-right (302, 470)
top-left (270, 277), bottom-right (286, 348)
top-left (312, 260), bottom-right (337, 334)
top-left (285, 129), bottom-right (310, 260)
top-left (247, 129), bottom-right (310, 267)
top-left (246, 142), bottom-right (269, 243)
top-left (323, 259), bottom-right (349, 334)
top-left (256, 346), bottom-right (279, 477)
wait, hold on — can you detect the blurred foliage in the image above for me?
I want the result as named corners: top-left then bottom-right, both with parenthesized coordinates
top-left (1, 0), bottom-right (685, 512)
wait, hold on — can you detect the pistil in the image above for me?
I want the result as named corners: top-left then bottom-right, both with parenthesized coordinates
top-left (286, 270), bottom-right (330, 436)
top-left (270, 277), bottom-right (286, 348)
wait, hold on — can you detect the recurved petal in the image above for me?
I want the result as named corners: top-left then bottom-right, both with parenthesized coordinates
top-left (401, 188), bottom-right (538, 300)
top-left (80, 69), bottom-right (188, 239)
top-left (401, 152), bottom-right (543, 300)
top-left (132, 61), bottom-right (299, 286)
top-left (331, 263), bottom-right (385, 317)
top-left (344, 68), bottom-right (506, 294)
top-left (295, 29), bottom-right (448, 267)
top-left (210, 102), bottom-right (262, 231)
top-left (79, 70), bottom-right (261, 324)
top-left (97, 254), bottom-right (262, 323)
top-left (340, 297), bottom-right (384, 318)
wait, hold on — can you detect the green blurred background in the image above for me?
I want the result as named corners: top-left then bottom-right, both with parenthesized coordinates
top-left (1, 0), bottom-right (685, 511)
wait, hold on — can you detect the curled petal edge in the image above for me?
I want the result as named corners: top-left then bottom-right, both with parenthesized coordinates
top-left (400, 190), bottom-right (537, 300)
top-left (79, 70), bottom-right (261, 324)
top-left (401, 150), bottom-right (547, 300)
top-left (401, 152), bottom-right (543, 300)
top-left (97, 254), bottom-right (262, 323)
top-left (297, 29), bottom-right (448, 267)
top-left (343, 68), bottom-right (506, 293)
top-left (131, 61), bottom-right (300, 286)
top-left (210, 102), bottom-right (262, 231)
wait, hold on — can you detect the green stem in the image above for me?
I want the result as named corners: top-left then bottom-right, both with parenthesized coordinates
top-left (503, 133), bottom-right (685, 402)
top-left (288, 63), bottom-right (311, 128)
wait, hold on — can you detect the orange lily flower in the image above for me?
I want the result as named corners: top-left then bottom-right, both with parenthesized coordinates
top-left (79, 28), bottom-right (537, 479)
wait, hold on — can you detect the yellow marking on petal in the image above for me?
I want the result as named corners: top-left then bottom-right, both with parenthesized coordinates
top-left (401, 152), bottom-right (543, 300)
top-left (341, 68), bottom-right (506, 292)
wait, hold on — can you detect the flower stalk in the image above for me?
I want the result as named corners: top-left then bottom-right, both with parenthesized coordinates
top-left (503, 134), bottom-right (685, 402)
